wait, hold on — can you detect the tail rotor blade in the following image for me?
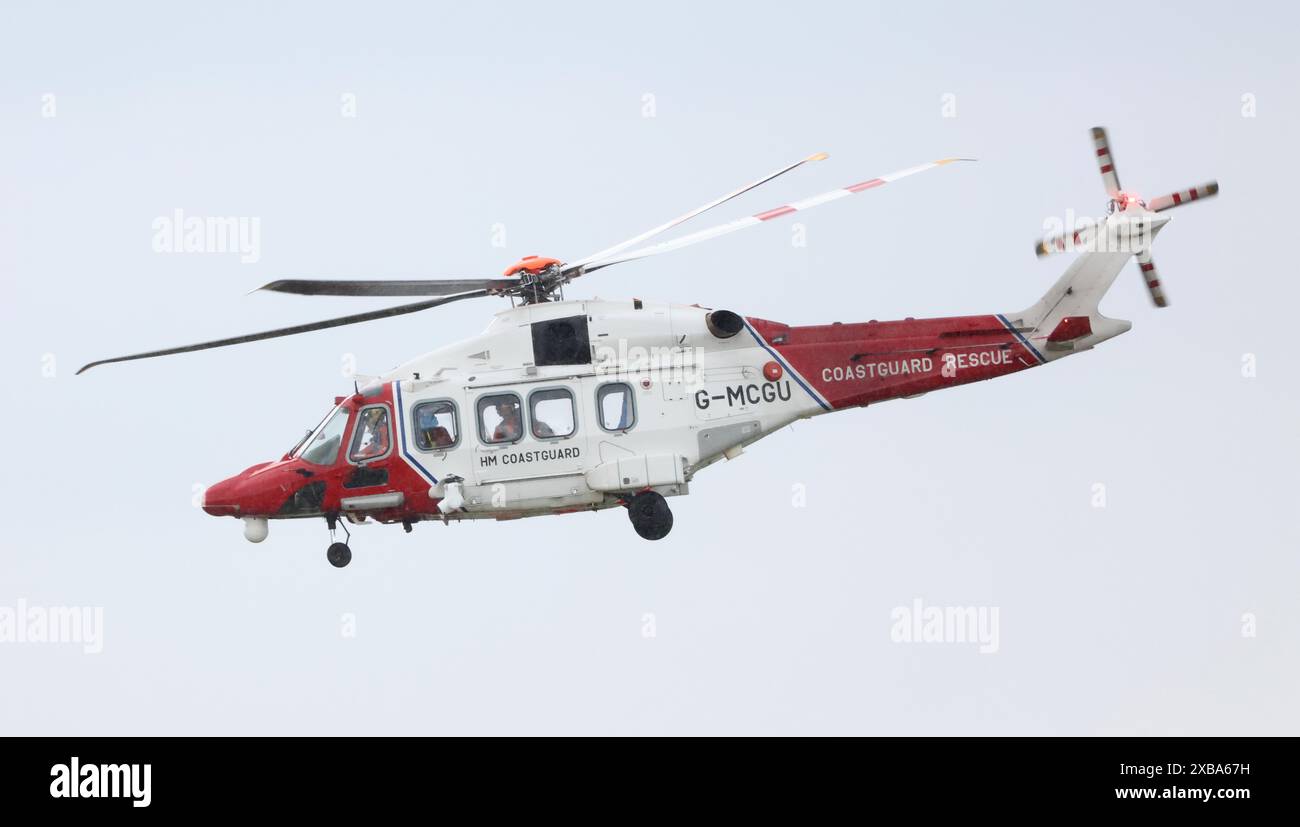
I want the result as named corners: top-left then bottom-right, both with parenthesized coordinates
top-left (564, 151), bottom-right (830, 273)
top-left (577, 158), bottom-right (975, 273)
top-left (1091, 127), bottom-right (1122, 196)
top-left (1137, 250), bottom-right (1169, 308)
top-left (1147, 181), bottom-right (1219, 213)
top-left (1034, 224), bottom-right (1098, 258)
top-left (77, 290), bottom-right (491, 374)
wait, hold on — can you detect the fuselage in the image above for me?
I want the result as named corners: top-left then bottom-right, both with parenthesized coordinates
top-left (200, 298), bottom-right (1051, 528)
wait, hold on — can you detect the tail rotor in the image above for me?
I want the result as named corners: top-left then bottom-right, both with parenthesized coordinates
top-left (1034, 126), bottom-right (1220, 308)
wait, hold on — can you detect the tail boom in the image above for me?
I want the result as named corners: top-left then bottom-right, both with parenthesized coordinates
top-left (745, 313), bottom-right (1046, 412)
top-left (742, 216), bottom-right (1168, 411)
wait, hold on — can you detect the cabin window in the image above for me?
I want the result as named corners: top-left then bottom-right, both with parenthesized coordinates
top-left (477, 393), bottom-right (524, 445)
top-left (300, 407), bottom-right (350, 466)
top-left (349, 405), bottom-right (391, 462)
top-left (529, 387), bottom-right (576, 440)
top-left (413, 400), bottom-right (459, 450)
top-left (596, 383), bottom-right (636, 432)
top-left (531, 315), bottom-right (591, 366)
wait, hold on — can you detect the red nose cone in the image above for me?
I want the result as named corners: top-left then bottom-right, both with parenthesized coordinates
top-left (201, 476), bottom-right (242, 517)
top-left (201, 461), bottom-right (287, 518)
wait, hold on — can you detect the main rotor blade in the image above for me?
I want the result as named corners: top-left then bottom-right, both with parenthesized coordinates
top-left (258, 278), bottom-right (518, 297)
top-left (576, 158), bottom-right (974, 273)
top-left (76, 290), bottom-right (491, 374)
top-left (1147, 181), bottom-right (1219, 213)
top-left (563, 151), bottom-right (829, 272)
top-left (1091, 127), bottom-right (1122, 196)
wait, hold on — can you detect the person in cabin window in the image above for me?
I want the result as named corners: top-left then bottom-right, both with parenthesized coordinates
top-left (417, 406), bottom-right (454, 449)
top-left (353, 408), bottom-right (389, 459)
top-left (492, 399), bottom-right (522, 443)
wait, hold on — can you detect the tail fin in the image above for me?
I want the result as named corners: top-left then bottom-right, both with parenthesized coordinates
top-left (1005, 214), bottom-right (1170, 359)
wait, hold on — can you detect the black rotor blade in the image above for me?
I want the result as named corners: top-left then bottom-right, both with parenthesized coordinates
top-left (259, 278), bottom-right (519, 297)
top-left (77, 290), bottom-right (491, 374)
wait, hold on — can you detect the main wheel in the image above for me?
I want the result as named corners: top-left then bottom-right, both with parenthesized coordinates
top-left (627, 491), bottom-right (673, 541)
top-left (326, 542), bottom-right (352, 568)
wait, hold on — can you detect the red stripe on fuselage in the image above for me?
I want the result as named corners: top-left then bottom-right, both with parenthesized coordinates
top-left (747, 314), bottom-right (1043, 410)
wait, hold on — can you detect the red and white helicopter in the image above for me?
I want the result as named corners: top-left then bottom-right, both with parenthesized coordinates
top-left (80, 126), bottom-right (1217, 567)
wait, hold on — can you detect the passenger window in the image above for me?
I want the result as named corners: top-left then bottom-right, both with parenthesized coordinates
top-left (597, 383), bottom-right (636, 431)
top-left (413, 400), bottom-right (458, 450)
top-left (530, 388), bottom-right (576, 440)
top-left (478, 393), bottom-right (524, 445)
top-left (349, 406), bottom-right (391, 462)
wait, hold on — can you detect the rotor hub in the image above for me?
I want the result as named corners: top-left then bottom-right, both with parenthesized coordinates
top-left (1107, 191), bottom-right (1147, 213)
top-left (502, 255), bottom-right (563, 277)
top-left (501, 256), bottom-right (567, 303)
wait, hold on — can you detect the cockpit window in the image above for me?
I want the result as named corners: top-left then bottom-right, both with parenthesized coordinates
top-left (300, 407), bottom-right (349, 465)
top-left (349, 406), bottom-right (391, 462)
top-left (287, 428), bottom-right (313, 459)
top-left (289, 406), bottom-right (336, 457)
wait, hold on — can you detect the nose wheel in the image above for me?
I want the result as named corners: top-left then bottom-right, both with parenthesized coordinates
top-left (326, 542), bottom-right (352, 568)
top-left (324, 513), bottom-right (353, 568)
top-left (627, 490), bottom-right (673, 541)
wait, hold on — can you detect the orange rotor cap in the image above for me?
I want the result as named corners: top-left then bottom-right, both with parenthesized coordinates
top-left (503, 255), bottom-right (563, 277)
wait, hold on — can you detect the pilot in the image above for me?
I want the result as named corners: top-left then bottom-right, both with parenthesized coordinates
top-left (354, 409), bottom-right (389, 459)
top-left (417, 407), bottom-right (454, 449)
top-left (492, 399), bottom-right (522, 442)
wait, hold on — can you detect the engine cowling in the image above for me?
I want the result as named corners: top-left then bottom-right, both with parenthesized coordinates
top-left (705, 309), bottom-right (744, 339)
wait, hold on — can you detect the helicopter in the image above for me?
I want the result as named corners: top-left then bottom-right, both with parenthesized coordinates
top-left (78, 127), bottom-right (1217, 567)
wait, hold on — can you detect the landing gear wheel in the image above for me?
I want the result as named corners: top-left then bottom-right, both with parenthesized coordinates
top-left (627, 491), bottom-right (673, 541)
top-left (326, 542), bottom-right (352, 568)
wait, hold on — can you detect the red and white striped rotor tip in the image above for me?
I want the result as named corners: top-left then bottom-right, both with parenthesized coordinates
top-left (1147, 181), bottom-right (1220, 213)
top-left (576, 157), bottom-right (976, 272)
top-left (563, 150), bottom-right (832, 272)
top-left (1092, 126), bottom-right (1122, 196)
top-left (1137, 250), bottom-right (1169, 308)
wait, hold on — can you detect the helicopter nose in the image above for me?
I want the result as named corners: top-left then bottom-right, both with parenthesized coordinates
top-left (201, 461), bottom-right (280, 517)
top-left (201, 476), bottom-right (243, 517)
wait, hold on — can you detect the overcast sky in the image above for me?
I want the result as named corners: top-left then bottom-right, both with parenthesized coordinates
top-left (1, 0), bottom-right (1296, 734)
